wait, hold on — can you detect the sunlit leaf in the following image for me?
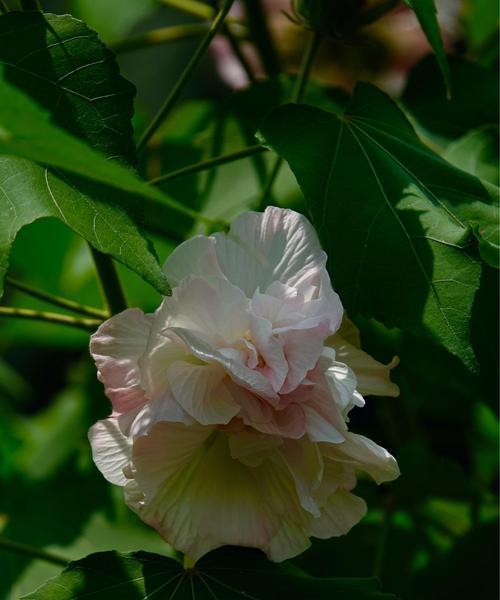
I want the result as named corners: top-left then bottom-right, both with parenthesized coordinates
top-left (259, 83), bottom-right (497, 368)
top-left (0, 12), bottom-right (171, 297)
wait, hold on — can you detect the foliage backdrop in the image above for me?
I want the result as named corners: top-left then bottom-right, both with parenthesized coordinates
top-left (0, 0), bottom-right (498, 598)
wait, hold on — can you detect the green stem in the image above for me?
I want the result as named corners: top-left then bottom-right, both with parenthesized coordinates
top-left (0, 535), bottom-right (68, 567)
top-left (6, 277), bottom-right (108, 319)
top-left (256, 31), bottom-right (321, 210)
top-left (0, 0), bottom-right (9, 14)
top-left (137, 0), bottom-right (236, 153)
top-left (90, 250), bottom-right (127, 315)
top-left (111, 23), bottom-right (209, 55)
top-left (149, 145), bottom-right (267, 186)
top-left (156, 0), bottom-right (214, 20)
top-left (242, 0), bottom-right (280, 75)
top-left (0, 306), bottom-right (101, 331)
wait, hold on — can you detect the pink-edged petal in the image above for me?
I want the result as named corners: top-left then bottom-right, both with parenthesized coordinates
top-left (212, 206), bottom-right (328, 297)
top-left (168, 361), bottom-right (240, 425)
top-left (162, 235), bottom-right (225, 286)
top-left (171, 326), bottom-right (278, 402)
top-left (88, 418), bottom-right (131, 486)
top-left (250, 314), bottom-right (288, 393)
top-left (90, 308), bottom-right (152, 415)
top-left (280, 323), bottom-right (330, 394)
top-left (130, 392), bottom-right (193, 438)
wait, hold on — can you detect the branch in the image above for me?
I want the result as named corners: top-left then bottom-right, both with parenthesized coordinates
top-left (137, 0), bottom-right (237, 153)
top-left (148, 145), bottom-right (267, 186)
top-left (89, 249), bottom-right (127, 316)
top-left (0, 535), bottom-right (68, 567)
top-left (6, 277), bottom-right (108, 319)
top-left (0, 306), bottom-right (101, 331)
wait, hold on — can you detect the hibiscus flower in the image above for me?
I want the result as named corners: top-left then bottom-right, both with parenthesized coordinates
top-left (89, 206), bottom-right (400, 561)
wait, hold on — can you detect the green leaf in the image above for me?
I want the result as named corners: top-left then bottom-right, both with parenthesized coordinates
top-left (0, 12), bottom-right (171, 297)
top-left (259, 83), bottom-right (496, 368)
top-left (444, 128), bottom-right (499, 187)
top-left (403, 0), bottom-right (451, 92)
top-left (403, 56), bottom-right (499, 139)
top-left (23, 548), bottom-right (396, 600)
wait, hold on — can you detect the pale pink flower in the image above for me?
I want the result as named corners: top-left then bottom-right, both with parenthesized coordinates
top-left (89, 206), bottom-right (399, 561)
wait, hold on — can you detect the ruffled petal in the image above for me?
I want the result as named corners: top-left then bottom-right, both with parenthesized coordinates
top-left (308, 490), bottom-right (367, 539)
top-left (327, 316), bottom-right (399, 397)
top-left (213, 206), bottom-right (328, 297)
top-left (163, 235), bottom-right (225, 286)
top-left (90, 309), bottom-right (152, 415)
top-left (128, 423), bottom-right (279, 560)
top-left (88, 418), bottom-right (131, 486)
top-left (323, 432), bottom-right (400, 484)
top-left (171, 327), bottom-right (278, 402)
top-left (168, 361), bottom-right (240, 425)
top-left (162, 275), bottom-right (250, 346)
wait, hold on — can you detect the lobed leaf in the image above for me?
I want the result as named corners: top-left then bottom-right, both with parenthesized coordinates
top-left (23, 548), bottom-right (396, 600)
top-left (259, 83), bottom-right (499, 368)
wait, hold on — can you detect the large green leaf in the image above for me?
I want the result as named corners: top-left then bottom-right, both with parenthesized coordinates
top-left (23, 548), bottom-right (396, 599)
top-left (403, 0), bottom-right (450, 92)
top-left (259, 83), bottom-right (498, 368)
top-left (0, 12), bottom-right (171, 296)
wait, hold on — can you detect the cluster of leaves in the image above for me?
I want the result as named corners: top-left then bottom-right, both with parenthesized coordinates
top-left (0, 0), bottom-right (498, 598)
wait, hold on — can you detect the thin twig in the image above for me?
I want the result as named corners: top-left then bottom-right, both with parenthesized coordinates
top-left (156, 0), bottom-right (214, 20)
top-left (6, 277), bottom-right (108, 319)
top-left (0, 306), bottom-right (101, 331)
top-left (0, 535), bottom-right (68, 567)
top-left (149, 145), bottom-right (267, 186)
top-left (111, 23), bottom-right (209, 54)
top-left (137, 0), bottom-right (236, 153)
top-left (256, 31), bottom-right (322, 210)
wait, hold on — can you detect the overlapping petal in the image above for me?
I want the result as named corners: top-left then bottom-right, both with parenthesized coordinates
top-left (88, 206), bottom-right (400, 563)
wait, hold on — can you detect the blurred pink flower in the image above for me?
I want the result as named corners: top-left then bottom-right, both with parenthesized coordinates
top-left (89, 207), bottom-right (399, 561)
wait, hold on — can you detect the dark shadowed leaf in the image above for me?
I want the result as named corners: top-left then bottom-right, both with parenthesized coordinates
top-left (0, 12), bottom-right (171, 296)
top-left (23, 548), bottom-right (396, 600)
top-left (403, 56), bottom-right (499, 139)
top-left (259, 83), bottom-right (498, 368)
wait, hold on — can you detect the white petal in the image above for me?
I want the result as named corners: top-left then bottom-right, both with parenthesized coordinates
top-left (278, 438), bottom-right (323, 517)
top-left (162, 235), bottom-right (225, 286)
top-left (88, 418), bottom-right (131, 486)
top-left (90, 309), bottom-right (152, 414)
top-left (168, 361), bottom-right (240, 425)
top-left (171, 326), bottom-right (278, 402)
top-left (128, 424), bottom-right (279, 560)
top-left (280, 324), bottom-right (330, 394)
top-left (308, 490), bottom-right (367, 538)
top-left (229, 429), bottom-right (282, 467)
top-left (324, 432), bottom-right (400, 484)
top-left (163, 275), bottom-right (250, 346)
top-left (213, 206), bottom-right (328, 297)
top-left (330, 336), bottom-right (400, 397)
